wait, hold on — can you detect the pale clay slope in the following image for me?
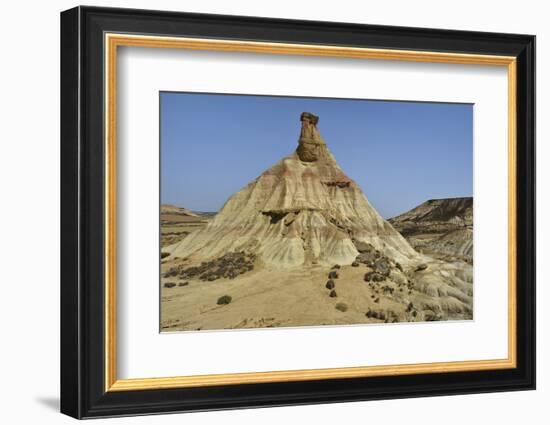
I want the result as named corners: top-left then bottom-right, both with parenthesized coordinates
top-left (162, 112), bottom-right (473, 331)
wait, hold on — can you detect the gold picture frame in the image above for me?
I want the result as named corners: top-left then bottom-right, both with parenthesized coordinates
top-left (104, 33), bottom-right (517, 392)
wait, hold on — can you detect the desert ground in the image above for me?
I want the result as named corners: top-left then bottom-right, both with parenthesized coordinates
top-left (160, 112), bottom-right (473, 332)
top-left (160, 209), bottom-right (473, 331)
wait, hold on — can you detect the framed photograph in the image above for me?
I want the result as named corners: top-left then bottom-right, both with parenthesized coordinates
top-left (60, 6), bottom-right (535, 419)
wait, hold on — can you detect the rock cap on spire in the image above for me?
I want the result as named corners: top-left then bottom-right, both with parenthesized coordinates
top-left (297, 112), bottom-right (326, 162)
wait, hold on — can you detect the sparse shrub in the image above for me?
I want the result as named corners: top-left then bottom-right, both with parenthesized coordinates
top-left (351, 261), bottom-right (359, 267)
top-left (178, 281), bottom-right (189, 287)
top-left (332, 264), bottom-right (341, 270)
top-left (217, 295), bottom-right (232, 305)
top-left (178, 252), bottom-right (256, 282)
top-left (164, 282), bottom-right (176, 288)
top-left (325, 279), bottom-right (335, 290)
top-left (329, 290), bottom-right (337, 298)
top-left (161, 252), bottom-right (170, 259)
top-left (328, 271), bottom-right (339, 279)
top-left (335, 303), bottom-right (348, 312)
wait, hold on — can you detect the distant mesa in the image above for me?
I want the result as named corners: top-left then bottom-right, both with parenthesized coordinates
top-left (160, 204), bottom-right (200, 218)
top-left (165, 112), bottom-right (417, 268)
top-left (389, 197), bottom-right (473, 261)
top-left (160, 204), bottom-right (212, 248)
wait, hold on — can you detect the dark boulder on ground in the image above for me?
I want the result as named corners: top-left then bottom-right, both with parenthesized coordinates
top-left (355, 251), bottom-right (377, 266)
top-left (325, 279), bottom-right (335, 289)
top-left (335, 303), bottom-right (348, 312)
top-left (373, 257), bottom-right (392, 276)
top-left (364, 271), bottom-right (385, 282)
top-left (354, 240), bottom-right (376, 253)
top-left (328, 270), bottom-right (339, 279)
top-left (415, 263), bottom-right (428, 272)
top-left (329, 289), bottom-right (337, 298)
top-left (366, 309), bottom-right (386, 320)
top-left (217, 295), bottom-right (232, 305)
top-left (164, 282), bottom-right (176, 288)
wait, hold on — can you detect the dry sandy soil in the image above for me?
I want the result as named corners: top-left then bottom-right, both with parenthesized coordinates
top-left (160, 238), bottom-right (472, 332)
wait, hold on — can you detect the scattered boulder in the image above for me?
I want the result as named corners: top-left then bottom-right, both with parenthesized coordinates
top-left (364, 271), bottom-right (385, 282)
top-left (328, 270), bottom-right (339, 279)
top-left (161, 252), bottom-right (170, 259)
top-left (355, 251), bottom-right (377, 266)
top-left (415, 263), bottom-right (428, 272)
top-left (217, 295), bottom-right (232, 305)
top-left (351, 261), bottom-right (359, 267)
top-left (178, 281), bottom-right (189, 287)
top-left (163, 282), bottom-right (176, 288)
top-left (373, 257), bottom-right (392, 276)
top-left (331, 264), bottom-right (341, 270)
top-left (381, 285), bottom-right (394, 295)
top-left (164, 268), bottom-right (178, 278)
top-left (366, 309), bottom-right (386, 320)
top-left (335, 302), bottom-right (348, 312)
top-left (325, 279), bottom-right (335, 290)
top-left (329, 290), bottom-right (337, 298)
top-left (354, 240), bottom-right (376, 253)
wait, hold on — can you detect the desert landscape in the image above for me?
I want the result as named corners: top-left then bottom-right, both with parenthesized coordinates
top-left (160, 112), bottom-right (473, 332)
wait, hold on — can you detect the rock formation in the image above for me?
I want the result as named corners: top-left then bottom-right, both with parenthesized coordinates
top-left (166, 112), bottom-right (418, 268)
top-left (161, 113), bottom-right (474, 331)
top-left (389, 197), bottom-right (473, 261)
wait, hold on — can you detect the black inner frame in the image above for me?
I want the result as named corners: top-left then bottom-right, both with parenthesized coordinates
top-left (60, 6), bottom-right (535, 419)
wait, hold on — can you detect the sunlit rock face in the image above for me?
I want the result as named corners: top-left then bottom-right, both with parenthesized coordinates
top-left (167, 112), bottom-right (418, 268)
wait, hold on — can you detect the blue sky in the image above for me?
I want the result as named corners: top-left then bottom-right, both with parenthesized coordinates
top-left (160, 92), bottom-right (472, 219)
